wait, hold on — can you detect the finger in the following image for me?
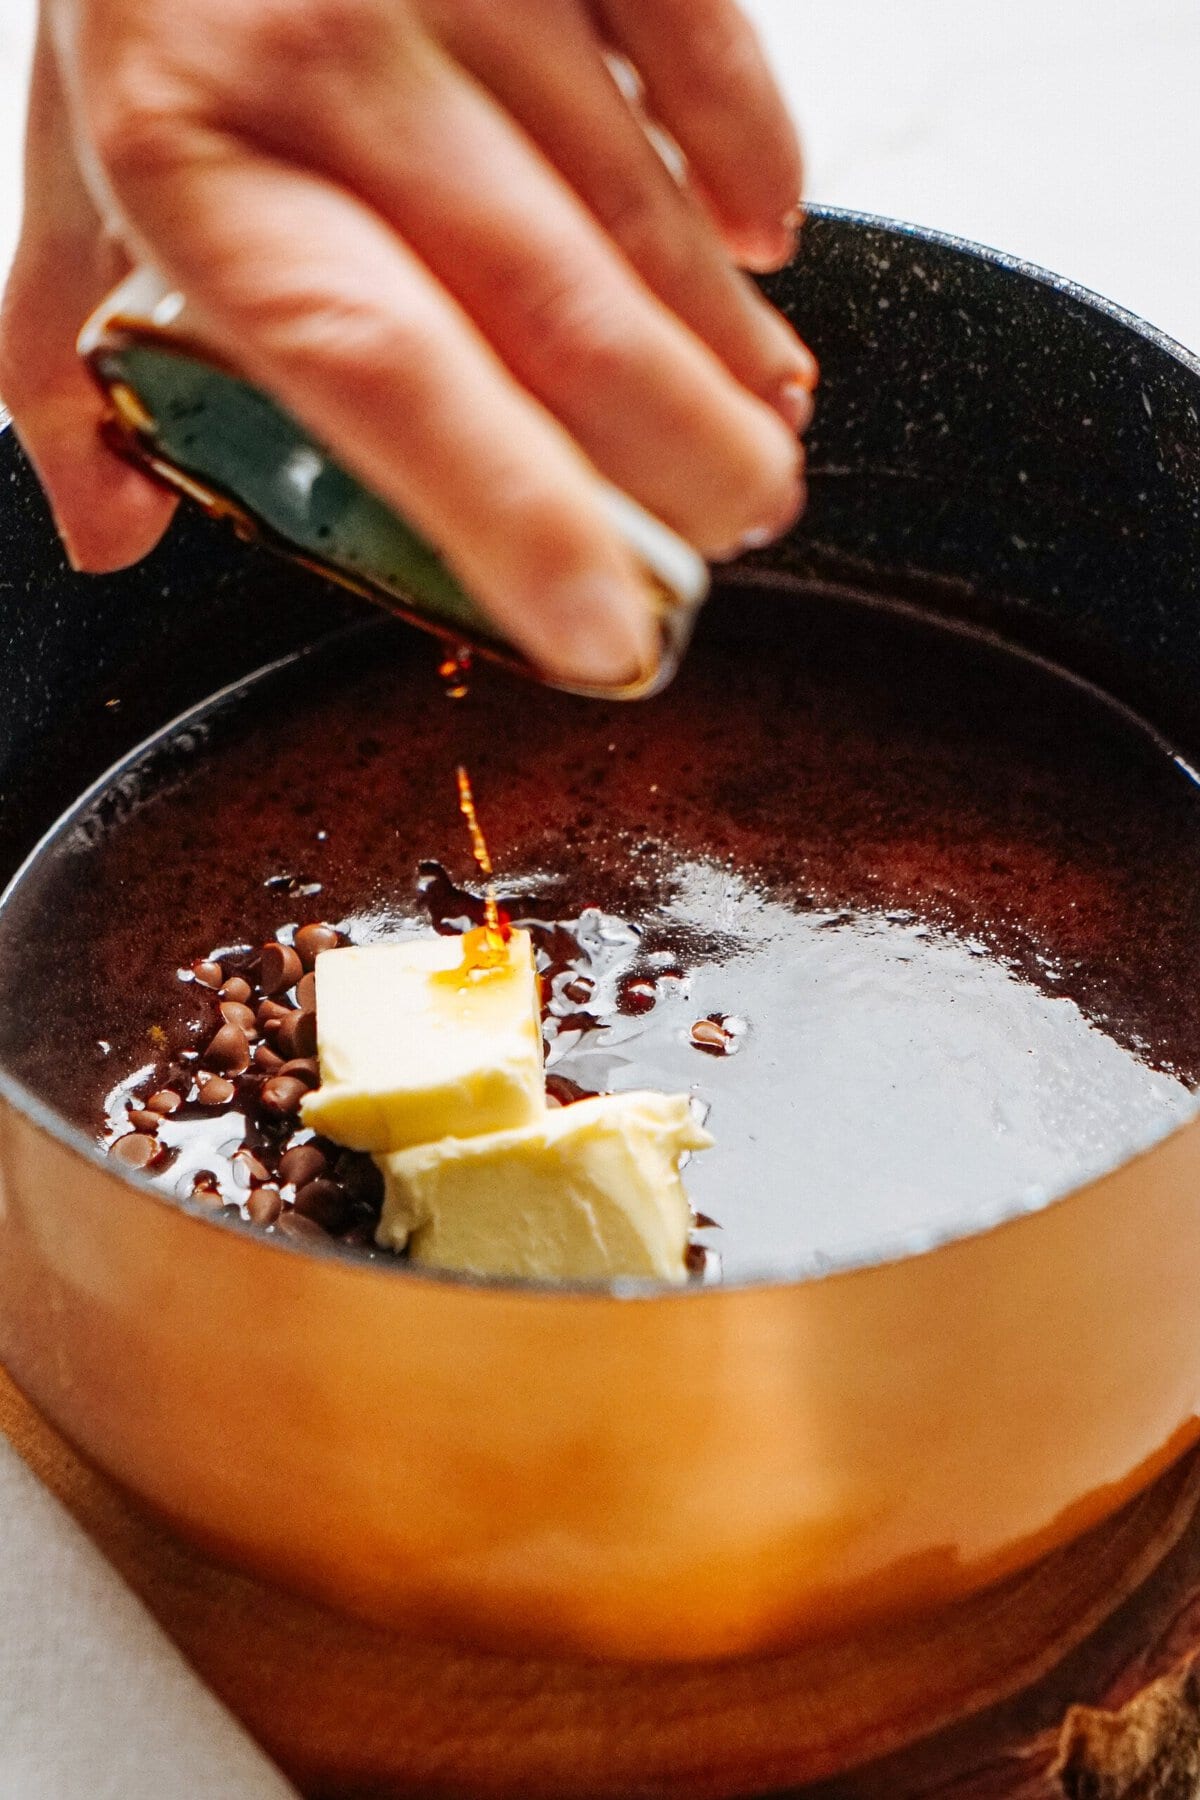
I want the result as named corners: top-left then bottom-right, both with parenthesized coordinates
top-left (429, 0), bottom-right (817, 425)
top-left (0, 20), bottom-right (176, 571)
top-left (593, 0), bottom-right (803, 273)
top-left (218, 24), bottom-right (803, 558)
top-left (92, 128), bottom-right (661, 688)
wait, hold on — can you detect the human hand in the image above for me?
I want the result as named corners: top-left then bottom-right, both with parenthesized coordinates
top-left (1, 0), bottom-right (816, 688)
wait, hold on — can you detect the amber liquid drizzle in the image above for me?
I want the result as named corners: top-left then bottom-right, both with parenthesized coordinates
top-left (438, 644), bottom-right (508, 974)
top-left (455, 764), bottom-right (510, 972)
top-left (438, 645), bottom-right (472, 701)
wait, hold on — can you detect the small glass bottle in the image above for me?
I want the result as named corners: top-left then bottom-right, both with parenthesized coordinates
top-left (79, 267), bottom-right (709, 699)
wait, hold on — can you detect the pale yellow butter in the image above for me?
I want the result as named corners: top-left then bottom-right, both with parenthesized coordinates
top-left (376, 1091), bottom-right (712, 1283)
top-left (300, 933), bottom-right (543, 1153)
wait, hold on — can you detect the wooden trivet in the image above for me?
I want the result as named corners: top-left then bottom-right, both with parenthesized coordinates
top-left (4, 1367), bottom-right (1200, 1800)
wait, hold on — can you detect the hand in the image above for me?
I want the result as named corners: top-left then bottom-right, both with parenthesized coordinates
top-left (1, 0), bottom-right (816, 688)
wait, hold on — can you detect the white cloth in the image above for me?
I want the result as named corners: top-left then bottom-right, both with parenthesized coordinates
top-left (0, 1441), bottom-right (299, 1799)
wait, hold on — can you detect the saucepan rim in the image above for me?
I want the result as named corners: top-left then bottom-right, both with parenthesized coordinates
top-left (2, 204), bottom-right (1198, 1299)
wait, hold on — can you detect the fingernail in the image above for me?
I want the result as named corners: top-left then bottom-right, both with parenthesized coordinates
top-left (776, 205), bottom-right (805, 267)
top-left (773, 210), bottom-right (801, 268)
top-left (749, 205), bottom-right (804, 272)
top-left (738, 231), bottom-right (796, 275)
top-left (537, 577), bottom-right (659, 691)
top-left (775, 377), bottom-right (815, 435)
top-left (715, 469), bottom-right (807, 561)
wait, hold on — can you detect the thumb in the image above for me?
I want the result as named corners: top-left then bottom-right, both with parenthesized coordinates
top-left (0, 18), bottom-right (175, 572)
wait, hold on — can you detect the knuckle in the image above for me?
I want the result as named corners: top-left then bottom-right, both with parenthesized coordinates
top-left (85, 0), bottom-right (410, 172)
top-left (241, 284), bottom-right (435, 406)
top-left (598, 181), bottom-right (685, 281)
top-left (89, 77), bottom-right (191, 192)
top-left (516, 268), bottom-right (630, 399)
top-left (238, 0), bottom-right (397, 84)
top-left (78, 1), bottom-right (216, 184)
top-left (254, 289), bottom-right (383, 367)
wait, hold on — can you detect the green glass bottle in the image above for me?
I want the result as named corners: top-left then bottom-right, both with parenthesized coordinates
top-left (80, 268), bottom-right (709, 699)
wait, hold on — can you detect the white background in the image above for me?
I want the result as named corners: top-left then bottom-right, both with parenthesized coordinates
top-left (3, 1), bottom-right (1200, 351)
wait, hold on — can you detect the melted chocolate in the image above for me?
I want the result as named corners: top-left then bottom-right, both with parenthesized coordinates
top-left (1, 584), bottom-right (1198, 1280)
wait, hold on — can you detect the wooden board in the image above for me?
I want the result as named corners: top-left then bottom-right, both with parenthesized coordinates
top-left (4, 1366), bottom-right (1200, 1799)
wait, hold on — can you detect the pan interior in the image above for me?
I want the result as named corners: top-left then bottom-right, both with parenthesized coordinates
top-left (0, 581), bottom-right (1197, 1281)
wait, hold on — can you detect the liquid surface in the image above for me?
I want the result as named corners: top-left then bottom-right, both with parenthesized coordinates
top-left (1, 585), bottom-right (1198, 1280)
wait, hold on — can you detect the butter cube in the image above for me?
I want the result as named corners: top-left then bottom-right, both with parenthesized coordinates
top-left (300, 933), bottom-right (544, 1153)
top-left (376, 1091), bottom-right (712, 1283)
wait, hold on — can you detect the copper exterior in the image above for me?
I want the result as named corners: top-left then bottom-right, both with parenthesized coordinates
top-left (2, 1078), bottom-right (1199, 1660)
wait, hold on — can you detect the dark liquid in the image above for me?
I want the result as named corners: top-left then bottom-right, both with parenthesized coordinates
top-left (1, 585), bottom-right (1198, 1280)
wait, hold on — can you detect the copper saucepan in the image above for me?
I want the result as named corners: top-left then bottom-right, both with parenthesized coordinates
top-left (1, 209), bottom-right (1199, 1661)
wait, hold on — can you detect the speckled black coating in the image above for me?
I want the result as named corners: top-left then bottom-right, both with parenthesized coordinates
top-left (2, 205), bottom-right (1200, 883)
top-left (756, 212), bottom-right (1200, 740)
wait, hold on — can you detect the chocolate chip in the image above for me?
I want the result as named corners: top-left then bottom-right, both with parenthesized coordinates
top-left (545, 1073), bottom-right (595, 1107)
top-left (253, 1042), bottom-right (284, 1074)
top-left (275, 1210), bottom-right (328, 1240)
top-left (204, 1022), bottom-right (251, 1073)
top-left (690, 1017), bottom-right (732, 1054)
top-left (295, 972), bottom-right (317, 1012)
top-left (278, 1143), bottom-right (328, 1189)
top-left (191, 958), bottom-right (224, 990)
top-left (111, 1132), bottom-right (158, 1169)
top-left (146, 1090), bottom-right (181, 1116)
top-left (196, 1072), bottom-right (236, 1106)
top-left (294, 1176), bottom-right (348, 1231)
top-left (126, 1108), bottom-right (161, 1133)
top-left (233, 1148), bottom-right (270, 1187)
top-left (340, 1220), bottom-right (378, 1248)
top-left (275, 1011), bottom-right (317, 1060)
top-left (619, 976), bottom-right (657, 1016)
top-left (335, 1150), bottom-right (383, 1206)
top-left (294, 923), bottom-right (340, 970)
top-left (259, 940), bottom-right (303, 995)
top-left (221, 976), bottom-right (253, 1004)
top-left (246, 1185), bottom-right (282, 1226)
top-left (277, 1057), bottom-right (319, 1087)
top-left (275, 1209), bottom-right (325, 1238)
top-left (260, 1075), bottom-right (308, 1117)
top-left (257, 998), bottom-right (292, 1033)
top-left (219, 1000), bottom-right (258, 1039)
